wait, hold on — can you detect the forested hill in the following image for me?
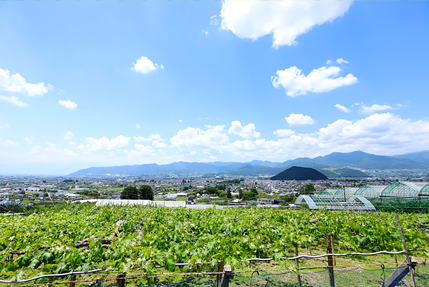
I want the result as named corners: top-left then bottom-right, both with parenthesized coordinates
top-left (68, 150), bottom-right (429, 177)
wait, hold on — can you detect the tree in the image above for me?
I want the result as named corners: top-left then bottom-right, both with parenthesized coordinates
top-left (226, 188), bottom-right (232, 199)
top-left (139, 185), bottom-right (154, 200)
top-left (239, 189), bottom-right (244, 199)
top-left (250, 187), bottom-right (258, 198)
top-left (205, 186), bottom-right (220, 196)
top-left (120, 186), bottom-right (139, 199)
top-left (299, 183), bottom-right (316, 195)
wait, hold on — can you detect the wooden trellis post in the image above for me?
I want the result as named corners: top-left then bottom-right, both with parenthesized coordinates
top-left (327, 235), bottom-right (335, 287)
top-left (220, 265), bottom-right (232, 287)
top-left (116, 273), bottom-right (126, 287)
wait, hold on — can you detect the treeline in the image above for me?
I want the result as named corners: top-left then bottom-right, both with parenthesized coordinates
top-left (120, 185), bottom-right (154, 200)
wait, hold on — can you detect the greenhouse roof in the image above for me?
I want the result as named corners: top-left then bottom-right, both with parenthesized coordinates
top-left (354, 185), bottom-right (387, 198)
top-left (319, 189), bottom-right (336, 195)
top-left (381, 181), bottom-right (427, 197)
top-left (419, 183), bottom-right (429, 196)
top-left (333, 187), bottom-right (358, 196)
top-left (294, 195), bottom-right (376, 211)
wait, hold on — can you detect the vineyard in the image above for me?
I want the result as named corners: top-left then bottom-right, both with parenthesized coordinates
top-left (1, 203), bottom-right (429, 286)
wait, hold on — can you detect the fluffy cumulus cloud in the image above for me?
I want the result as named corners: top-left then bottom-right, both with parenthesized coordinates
top-left (152, 140), bottom-right (168, 149)
top-left (0, 139), bottom-right (18, 146)
top-left (273, 129), bottom-right (295, 137)
top-left (134, 134), bottom-right (164, 143)
top-left (0, 68), bottom-right (52, 96)
top-left (132, 56), bottom-right (164, 75)
top-left (64, 131), bottom-right (73, 140)
top-left (336, 58), bottom-right (349, 64)
top-left (359, 103), bottom-right (394, 114)
top-left (335, 104), bottom-right (352, 113)
top-left (78, 135), bottom-right (130, 152)
top-left (285, 113), bottom-right (314, 126)
top-left (225, 113), bottom-right (429, 160)
top-left (220, 1), bottom-right (352, 48)
top-left (170, 125), bottom-right (229, 153)
top-left (0, 95), bottom-right (28, 107)
top-left (228, 121), bottom-right (260, 139)
top-left (271, 64), bottom-right (358, 97)
top-left (59, 100), bottom-right (77, 110)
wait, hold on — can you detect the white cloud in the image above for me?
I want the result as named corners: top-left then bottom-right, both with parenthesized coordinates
top-left (202, 30), bottom-right (208, 36)
top-left (135, 124), bottom-right (140, 129)
top-left (228, 120), bottom-right (260, 139)
top-left (335, 104), bottom-right (352, 113)
top-left (0, 95), bottom-right (28, 107)
top-left (134, 136), bottom-right (152, 142)
top-left (336, 58), bottom-right (349, 64)
top-left (3, 140), bottom-right (18, 146)
top-left (59, 100), bottom-right (77, 110)
top-left (178, 119), bottom-right (183, 123)
top-left (25, 137), bottom-right (33, 144)
top-left (64, 131), bottom-right (74, 140)
top-left (190, 151), bottom-right (197, 155)
top-left (151, 134), bottom-right (164, 141)
top-left (0, 123), bottom-right (10, 129)
top-left (359, 104), bottom-right (394, 114)
top-left (132, 56), bottom-right (163, 75)
top-left (273, 129), bottom-right (295, 137)
top-left (29, 146), bottom-right (43, 154)
top-left (170, 125), bottom-right (229, 152)
top-left (285, 113), bottom-right (314, 126)
top-left (68, 142), bottom-right (76, 145)
top-left (152, 140), bottom-right (168, 149)
top-left (0, 68), bottom-right (52, 96)
top-left (326, 60), bottom-right (333, 65)
top-left (209, 15), bottom-right (218, 26)
top-left (271, 64), bottom-right (358, 97)
top-left (220, 1), bottom-right (352, 48)
top-left (78, 135), bottom-right (130, 152)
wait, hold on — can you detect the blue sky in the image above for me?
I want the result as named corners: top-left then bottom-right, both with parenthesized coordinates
top-left (0, 1), bottom-right (428, 175)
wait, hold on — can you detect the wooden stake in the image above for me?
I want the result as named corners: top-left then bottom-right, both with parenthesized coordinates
top-left (395, 214), bottom-right (416, 287)
top-left (216, 261), bottom-right (224, 287)
top-left (116, 273), bottom-right (126, 287)
top-left (327, 235), bottom-right (335, 287)
top-left (331, 235), bottom-right (336, 267)
top-left (69, 275), bottom-right (76, 287)
top-left (295, 245), bottom-right (302, 287)
top-left (220, 265), bottom-right (232, 287)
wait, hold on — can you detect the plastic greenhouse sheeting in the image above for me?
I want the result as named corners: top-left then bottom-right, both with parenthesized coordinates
top-left (353, 185), bottom-right (386, 198)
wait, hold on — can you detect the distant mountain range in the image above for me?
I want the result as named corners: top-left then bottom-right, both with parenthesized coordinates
top-left (68, 150), bottom-right (429, 178)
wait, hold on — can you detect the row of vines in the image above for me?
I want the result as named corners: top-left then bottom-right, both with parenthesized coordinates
top-left (1, 203), bottom-right (428, 284)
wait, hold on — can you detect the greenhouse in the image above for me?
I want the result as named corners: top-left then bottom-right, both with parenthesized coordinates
top-left (353, 185), bottom-right (387, 199)
top-left (294, 195), bottom-right (376, 211)
top-left (380, 181), bottom-right (427, 198)
top-left (333, 187), bottom-right (358, 197)
top-left (319, 189), bottom-right (337, 195)
top-left (418, 183), bottom-right (429, 197)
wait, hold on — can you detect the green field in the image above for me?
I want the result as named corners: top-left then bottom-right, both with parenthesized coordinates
top-left (1, 203), bottom-right (428, 286)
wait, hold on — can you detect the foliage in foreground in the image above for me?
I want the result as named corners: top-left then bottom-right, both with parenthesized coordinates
top-left (0, 203), bottom-right (428, 283)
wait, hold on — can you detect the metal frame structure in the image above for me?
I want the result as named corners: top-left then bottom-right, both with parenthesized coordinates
top-left (353, 185), bottom-right (386, 198)
top-left (381, 181), bottom-right (423, 198)
top-left (294, 195), bottom-right (376, 211)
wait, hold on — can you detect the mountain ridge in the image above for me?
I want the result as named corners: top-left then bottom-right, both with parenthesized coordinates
top-left (68, 150), bottom-right (429, 177)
